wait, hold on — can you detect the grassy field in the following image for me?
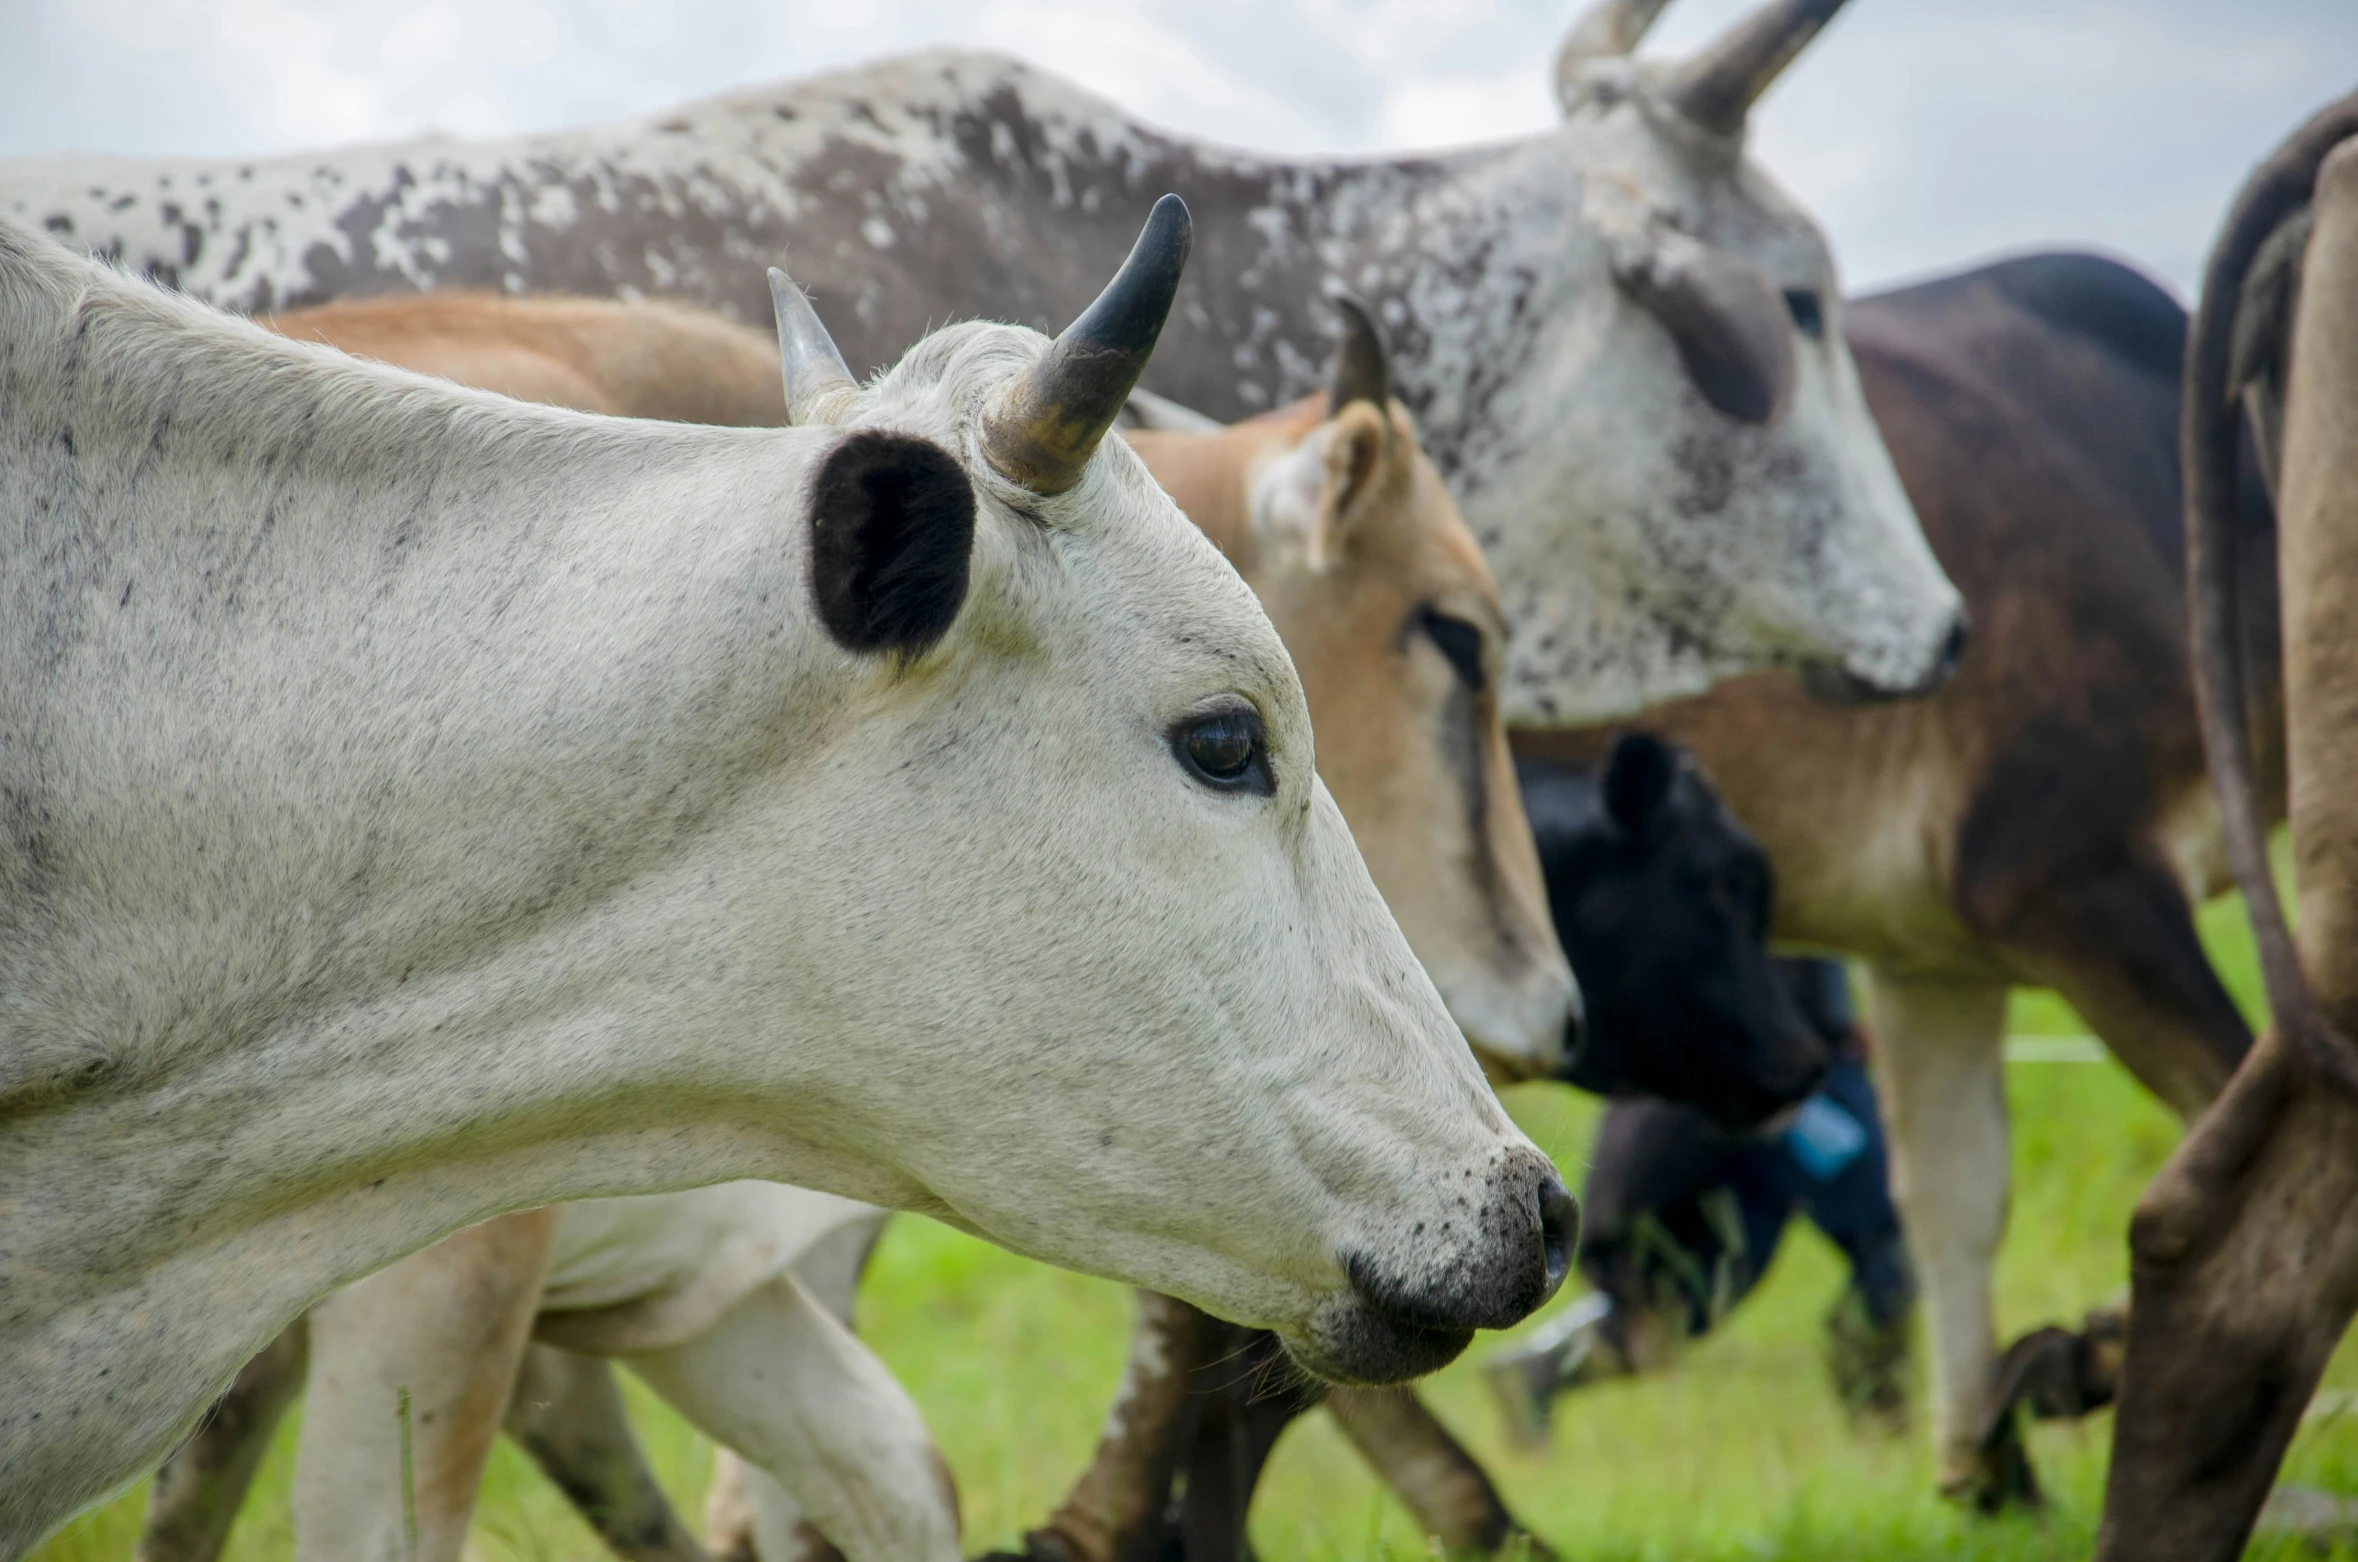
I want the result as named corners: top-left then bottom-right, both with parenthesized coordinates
top-left (37, 882), bottom-right (2358, 1561)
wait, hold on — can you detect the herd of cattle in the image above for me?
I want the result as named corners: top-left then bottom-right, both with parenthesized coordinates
top-left (0, 0), bottom-right (2353, 1557)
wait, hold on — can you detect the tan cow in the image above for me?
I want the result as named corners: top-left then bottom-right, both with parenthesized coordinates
top-left (2097, 91), bottom-right (2358, 1562)
top-left (141, 291), bottom-right (1575, 1561)
top-left (263, 291), bottom-right (785, 425)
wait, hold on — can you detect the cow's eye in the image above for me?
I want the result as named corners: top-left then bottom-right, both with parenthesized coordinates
top-left (1783, 289), bottom-right (1824, 340)
top-left (1172, 703), bottom-right (1272, 795)
top-left (1420, 609), bottom-right (1487, 692)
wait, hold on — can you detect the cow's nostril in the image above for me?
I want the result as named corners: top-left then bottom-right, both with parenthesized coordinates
top-left (1537, 1175), bottom-right (1579, 1303)
top-left (1935, 611), bottom-right (1971, 680)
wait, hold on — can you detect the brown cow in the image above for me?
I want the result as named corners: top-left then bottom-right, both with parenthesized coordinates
top-left (2096, 92), bottom-right (2358, 1562)
top-left (1515, 245), bottom-right (2281, 1507)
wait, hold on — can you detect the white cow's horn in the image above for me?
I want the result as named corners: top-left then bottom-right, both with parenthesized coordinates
top-left (1666, 0), bottom-right (1850, 138)
top-left (983, 194), bottom-right (1193, 495)
top-left (767, 266), bottom-right (859, 425)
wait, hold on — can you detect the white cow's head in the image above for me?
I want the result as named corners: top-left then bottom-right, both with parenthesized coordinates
top-left (1470, 0), bottom-right (1966, 725)
top-left (758, 200), bottom-right (1571, 1381)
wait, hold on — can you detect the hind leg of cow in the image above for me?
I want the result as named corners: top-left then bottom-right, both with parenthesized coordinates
top-left (1325, 1386), bottom-right (1554, 1559)
top-left (502, 1344), bottom-right (706, 1562)
top-left (1995, 853), bottom-right (2250, 1119)
top-left (2098, 1035), bottom-right (2358, 1562)
top-left (1862, 969), bottom-right (2019, 1507)
top-left (295, 1207), bottom-right (559, 1561)
top-left (138, 1320), bottom-right (310, 1562)
top-left (1959, 858), bottom-right (2254, 1463)
top-left (622, 1272), bottom-right (959, 1562)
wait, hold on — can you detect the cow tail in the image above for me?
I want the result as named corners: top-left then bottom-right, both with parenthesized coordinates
top-left (2184, 90), bottom-right (2358, 1094)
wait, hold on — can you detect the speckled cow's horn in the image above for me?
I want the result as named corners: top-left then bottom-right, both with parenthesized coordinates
top-left (767, 265), bottom-right (859, 425)
top-left (982, 194), bottom-right (1193, 495)
top-left (1555, 0), bottom-right (1674, 109)
top-left (1666, 0), bottom-right (1851, 138)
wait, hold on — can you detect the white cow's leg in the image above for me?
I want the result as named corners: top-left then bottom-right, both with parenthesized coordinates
top-left (1862, 968), bottom-right (2011, 1499)
top-left (293, 1208), bottom-right (558, 1562)
top-left (626, 1272), bottom-right (958, 1562)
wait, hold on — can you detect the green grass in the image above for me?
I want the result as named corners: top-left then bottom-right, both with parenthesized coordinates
top-left (37, 873), bottom-right (2357, 1560)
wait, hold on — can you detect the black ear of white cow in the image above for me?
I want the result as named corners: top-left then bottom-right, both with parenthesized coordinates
top-left (808, 431), bottom-right (976, 657)
top-left (1602, 730), bottom-right (1679, 838)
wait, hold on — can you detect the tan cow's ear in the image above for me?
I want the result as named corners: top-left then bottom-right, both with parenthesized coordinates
top-left (1320, 402), bottom-right (1391, 545)
top-left (1250, 403), bottom-right (1393, 571)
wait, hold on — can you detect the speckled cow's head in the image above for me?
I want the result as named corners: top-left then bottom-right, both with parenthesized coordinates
top-left (1465, 0), bottom-right (1966, 725)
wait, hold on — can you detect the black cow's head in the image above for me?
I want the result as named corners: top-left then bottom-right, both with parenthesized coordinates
top-left (1519, 733), bottom-right (1827, 1129)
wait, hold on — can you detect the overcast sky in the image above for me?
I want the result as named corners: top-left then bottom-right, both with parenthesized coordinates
top-left (4, 0), bottom-right (2351, 297)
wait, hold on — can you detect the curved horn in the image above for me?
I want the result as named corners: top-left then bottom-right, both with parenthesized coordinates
top-left (1327, 293), bottom-right (1391, 417)
top-left (1555, 0), bottom-right (1672, 111)
top-left (982, 194), bottom-right (1193, 495)
top-left (1665, 0), bottom-right (1849, 139)
top-left (768, 266), bottom-right (859, 425)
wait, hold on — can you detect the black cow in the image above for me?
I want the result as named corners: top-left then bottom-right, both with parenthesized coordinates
top-left (1526, 734), bottom-right (1829, 1128)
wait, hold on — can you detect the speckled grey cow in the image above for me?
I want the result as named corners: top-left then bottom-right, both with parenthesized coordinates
top-left (1, 0), bottom-right (1964, 724)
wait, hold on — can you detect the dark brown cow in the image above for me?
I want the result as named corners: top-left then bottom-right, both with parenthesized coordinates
top-left (1516, 248), bottom-right (2280, 1507)
top-left (2097, 91), bottom-right (2358, 1562)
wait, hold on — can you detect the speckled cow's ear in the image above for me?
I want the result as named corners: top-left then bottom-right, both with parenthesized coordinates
top-left (1610, 228), bottom-right (1797, 427)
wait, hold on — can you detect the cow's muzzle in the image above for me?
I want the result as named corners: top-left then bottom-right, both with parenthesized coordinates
top-left (1802, 609), bottom-right (1970, 707)
top-left (1294, 1155), bottom-right (1577, 1384)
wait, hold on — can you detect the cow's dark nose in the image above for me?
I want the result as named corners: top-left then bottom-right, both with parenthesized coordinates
top-left (1538, 1175), bottom-right (1578, 1304)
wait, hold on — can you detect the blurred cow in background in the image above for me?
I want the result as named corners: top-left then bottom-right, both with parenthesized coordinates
top-left (0, 0), bottom-right (1966, 726)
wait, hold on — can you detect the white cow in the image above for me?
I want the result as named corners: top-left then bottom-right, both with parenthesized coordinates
top-left (0, 201), bottom-right (1571, 1555)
